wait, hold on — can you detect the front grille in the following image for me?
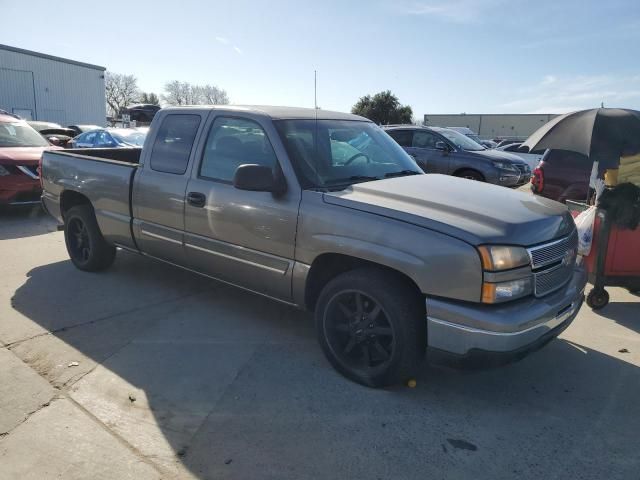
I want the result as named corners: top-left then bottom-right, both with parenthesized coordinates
top-left (534, 263), bottom-right (574, 296)
top-left (528, 230), bottom-right (578, 297)
top-left (529, 230), bottom-right (578, 269)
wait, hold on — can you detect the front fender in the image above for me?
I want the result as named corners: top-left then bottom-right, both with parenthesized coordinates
top-left (296, 191), bottom-right (483, 303)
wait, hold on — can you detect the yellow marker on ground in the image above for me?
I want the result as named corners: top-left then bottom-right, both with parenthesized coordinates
top-left (407, 379), bottom-right (417, 388)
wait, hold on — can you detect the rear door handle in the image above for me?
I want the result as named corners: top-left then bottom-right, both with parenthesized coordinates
top-left (187, 192), bottom-right (206, 208)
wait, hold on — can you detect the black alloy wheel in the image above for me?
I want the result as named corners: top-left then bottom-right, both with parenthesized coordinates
top-left (323, 290), bottom-right (395, 373)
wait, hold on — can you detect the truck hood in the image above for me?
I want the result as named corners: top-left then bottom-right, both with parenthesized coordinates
top-left (323, 174), bottom-right (574, 246)
top-left (0, 146), bottom-right (59, 165)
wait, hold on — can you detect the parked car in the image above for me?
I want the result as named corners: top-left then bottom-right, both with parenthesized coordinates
top-left (0, 113), bottom-right (59, 206)
top-left (446, 126), bottom-right (497, 149)
top-left (121, 104), bottom-right (161, 123)
top-left (41, 106), bottom-right (586, 387)
top-left (68, 128), bottom-right (147, 149)
top-left (28, 121), bottom-right (76, 147)
top-left (66, 124), bottom-right (103, 137)
top-left (384, 125), bottom-right (531, 187)
top-left (531, 149), bottom-right (591, 203)
top-left (495, 142), bottom-right (546, 170)
top-left (495, 138), bottom-right (526, 148)
top-left (0, 109), bottom-right (22, 119)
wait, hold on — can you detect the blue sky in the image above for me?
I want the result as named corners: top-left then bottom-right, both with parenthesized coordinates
top-left (2, 0), bottom-right (639, 116)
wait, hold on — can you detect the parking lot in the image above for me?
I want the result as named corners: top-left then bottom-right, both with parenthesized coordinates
top-left (0, 207), bottom-right (639, 480)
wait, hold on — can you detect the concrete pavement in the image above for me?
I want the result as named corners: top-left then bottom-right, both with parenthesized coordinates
top-left (1, 208), bottom-right (639, 479)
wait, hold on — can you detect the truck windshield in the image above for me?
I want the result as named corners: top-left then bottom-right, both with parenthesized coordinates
top-left (275, 119), bottom-right (422, 189)
top-left (0, 122), bottom-right (50, 147)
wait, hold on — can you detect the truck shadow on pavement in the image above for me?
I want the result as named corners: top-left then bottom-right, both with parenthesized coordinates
top-left (8, 252), bottom-right (640, 479)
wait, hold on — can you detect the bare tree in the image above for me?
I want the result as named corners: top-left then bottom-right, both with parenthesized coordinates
top-left (197, 84), bottom-right (229, 105)
top-left (105, 72), bottom-right (140, 117)
top-left (162, 81), bottom-right (229, 106)
top-left (162, 81), bottom-right (189, 105)
top-left (139, 92), bottom-right (160, 106)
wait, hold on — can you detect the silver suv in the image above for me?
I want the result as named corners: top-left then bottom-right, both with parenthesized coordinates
top-left (385, 125), bottom-right (531, 186)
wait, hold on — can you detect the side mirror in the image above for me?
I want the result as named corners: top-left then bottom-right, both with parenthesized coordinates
top-left (233, 164), bottom-right (286, 194)
top-left (435, 141), bottom-right (450, 153)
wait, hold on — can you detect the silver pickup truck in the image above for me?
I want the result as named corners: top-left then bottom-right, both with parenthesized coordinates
top-left (41, 106), bottom-right (586, 387)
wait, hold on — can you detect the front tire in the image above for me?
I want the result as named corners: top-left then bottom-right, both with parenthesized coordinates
top-left (315, 268), bottom-right (425, 388)
top-left (64, 205), bottom-right (116, 271)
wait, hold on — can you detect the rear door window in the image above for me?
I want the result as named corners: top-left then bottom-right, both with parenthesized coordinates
top-left (150, 114), bottom-right (201, 174)
top-left (412, 131), bottom-right (439, 149)
top-left (81, 132), bottom-right (97, 145)
top-left (386, 130), bottom-right (413, 147)
top-left (94, 131), bottom-right (113, 147)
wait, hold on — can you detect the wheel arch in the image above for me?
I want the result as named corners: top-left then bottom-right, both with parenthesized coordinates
top-left (452, 167), bottom-right (485, 181)
top-left (303, 253), bottom-right (424, 312)
top-left (60, 190), bottom-right (92, 219)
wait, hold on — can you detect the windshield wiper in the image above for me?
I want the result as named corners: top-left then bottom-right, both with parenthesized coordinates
top-left (327, 175), bottom-right (380, 185)
top-left (383, 170), bottom-right (422, 178)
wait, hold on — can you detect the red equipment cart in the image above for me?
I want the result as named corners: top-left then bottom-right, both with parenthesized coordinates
top-left (568, 201), bottom-right (640, 309)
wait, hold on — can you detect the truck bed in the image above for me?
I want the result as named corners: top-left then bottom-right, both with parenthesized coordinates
top-left (41, 148), bottom-right (141, 250)
top-left (54, 147), bottom-right (142, 165)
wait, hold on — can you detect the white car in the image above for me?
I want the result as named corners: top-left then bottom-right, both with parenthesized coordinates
top-left (495, 142), bottom-right (547, 170)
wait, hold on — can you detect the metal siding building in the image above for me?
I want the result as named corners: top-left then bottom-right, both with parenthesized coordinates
top-left (0, 44), bottom-right (106, 125)
top-left (423, 113), bottom-right (559, 140)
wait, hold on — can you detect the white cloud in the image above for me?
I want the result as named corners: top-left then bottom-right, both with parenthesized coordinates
top-left (401, 0), bottom-right (505, 23)
top-left (500, 74), bottom-right (640, 113)
top-left (541, 75), bottom-right (557, 86)
top-left (215, 36), bottom-right (244, 55)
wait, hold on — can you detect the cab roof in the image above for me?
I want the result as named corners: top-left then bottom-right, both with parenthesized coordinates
top-left (162, 105), bottom-right (369, 122)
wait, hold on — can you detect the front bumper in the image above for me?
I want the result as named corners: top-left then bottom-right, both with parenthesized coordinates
top-left (496, 171), bottom-right (531, 187)
top-left (426, 265), bottom-right (586, 357)
top-left (0, 175), bottom-right (42, 206)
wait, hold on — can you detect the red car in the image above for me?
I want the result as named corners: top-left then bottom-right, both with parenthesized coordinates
top-left (531, 149), bottom-right (591, 203)
top-left (0, 114), bottom-right (59, 207)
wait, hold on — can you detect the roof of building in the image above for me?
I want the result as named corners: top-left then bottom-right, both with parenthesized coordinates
top-left (163, 105), bottom-right (368, 121)
top-left (0, 44), bottom-right (106, 71)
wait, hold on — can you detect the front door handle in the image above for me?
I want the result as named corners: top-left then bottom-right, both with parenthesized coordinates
top-left (187, 192), bottom-right (206, 208)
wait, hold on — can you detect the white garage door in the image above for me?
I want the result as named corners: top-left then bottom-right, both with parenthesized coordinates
top-left (0, 68), bottom-right (36, 120)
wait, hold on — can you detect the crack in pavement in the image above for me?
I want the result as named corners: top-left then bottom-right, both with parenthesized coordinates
top-left (0, 395), bottom-right (56, 437)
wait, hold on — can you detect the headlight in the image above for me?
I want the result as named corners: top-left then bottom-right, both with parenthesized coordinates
top-left (482, 277), bottom-right (533, 303)
top-left (492, 161), bottom-right (517, 171)
top-left (478, 245), bottom-right (530, 271)
top-left (0, 165), bottom-right (10, 176)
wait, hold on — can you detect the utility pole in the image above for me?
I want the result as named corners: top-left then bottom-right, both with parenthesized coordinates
top-left (314, 70), bottom-right (318, 110)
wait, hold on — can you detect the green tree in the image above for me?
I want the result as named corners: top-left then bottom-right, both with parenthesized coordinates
top-left (139, 92), bottom-right (160, 105)
top-left (351, 90), bottom-right (413, 125)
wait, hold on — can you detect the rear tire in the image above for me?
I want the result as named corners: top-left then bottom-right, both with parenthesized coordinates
top-left (455, 169), bottom-right (484, 182)
top-left (64, 205), bottom-right (116, 271)
top-left (315, 268), bottom-right (425, 388)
